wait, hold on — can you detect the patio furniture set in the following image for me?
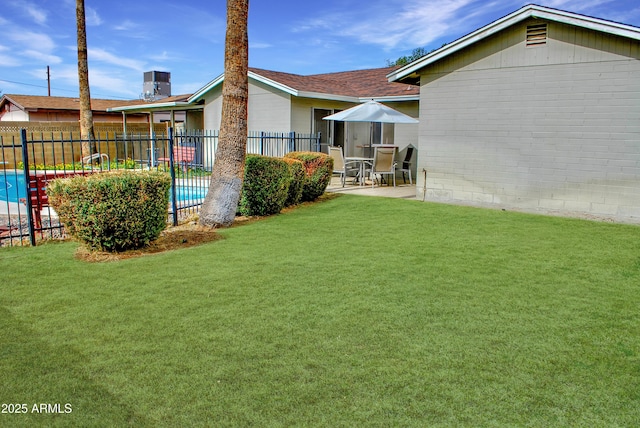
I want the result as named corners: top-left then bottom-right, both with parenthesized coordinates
top-left (329, 145), bottom-right (413, 188)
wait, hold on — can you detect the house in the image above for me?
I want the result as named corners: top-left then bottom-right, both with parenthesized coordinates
top-left (0, 94), bottom-right (148, 123)
top-left (110, 66), bottom-right (420, 161)
top-left (388, 4), bottom-right (640, 222)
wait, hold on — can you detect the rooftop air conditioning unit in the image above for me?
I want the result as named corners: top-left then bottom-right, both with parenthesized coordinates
top-left (142, 71), bottom-right (171, 101)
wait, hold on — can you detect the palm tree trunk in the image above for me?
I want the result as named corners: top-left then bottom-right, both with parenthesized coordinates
top-left (199, 0), bottom-right (249, 227)
top-left (76, 0), bottom-right (95, 158)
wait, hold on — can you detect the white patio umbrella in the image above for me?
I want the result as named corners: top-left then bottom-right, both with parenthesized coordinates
top-left (323, 100), bottom-right (418, 154)
top-left (323, 100), bottom-right (419, 124)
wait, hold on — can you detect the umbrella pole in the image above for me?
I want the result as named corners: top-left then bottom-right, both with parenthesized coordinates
top-left (369, 122), bottom-right (373, 157)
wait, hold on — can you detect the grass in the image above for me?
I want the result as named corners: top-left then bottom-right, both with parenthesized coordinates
top-left (1, 194), bottom-right (639, 427)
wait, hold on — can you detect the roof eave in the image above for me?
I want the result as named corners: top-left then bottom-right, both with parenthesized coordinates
top-left (250, 73), bottom-right (299, 96)
top-left (0, 95), bottom-right (26, 111)
top-left (189, 73), bottom-right (224, 102)
top-left (388, 4), bottom-right (640, 83)
top-left (107, 102), bottom-right (194, 113)
top-left (189, 70), bottom-right (301, 103)
top-left (530, 8), bottom-right (640, 40)
top-left (297, 91), bottom-right (360, 102)
top-left (366, 94), bottom-right (420, 102)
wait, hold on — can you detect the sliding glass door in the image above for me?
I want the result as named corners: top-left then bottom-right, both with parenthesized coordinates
top-left (313, 108), bottom-right (344, 153)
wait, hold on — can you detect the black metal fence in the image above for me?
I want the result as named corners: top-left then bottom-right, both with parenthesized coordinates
top-left (0, 129), bottom-right (321, 247)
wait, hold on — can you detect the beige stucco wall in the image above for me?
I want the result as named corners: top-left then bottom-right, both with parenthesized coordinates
top-left (202, 80), bottom-right (292, 132)
top-left (417, 18), bottom-right (640, 222)
top-left (202, 85), bottom-right (223, 131)
top-left (248, 81), bottom-right (292, 131)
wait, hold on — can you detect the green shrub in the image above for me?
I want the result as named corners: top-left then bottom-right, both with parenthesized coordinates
top-left (239, 154), bottom-right (291, 216)
top-left (283, 151), bottom-right (333, 202)
top-left (47, 170), bottom-right (171, 252)
top-left (282, 158), bottom-right (305, 206)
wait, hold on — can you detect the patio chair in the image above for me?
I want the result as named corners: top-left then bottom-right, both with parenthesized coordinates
top-left (157, 146), bottom-right (197, 173)
top-left (396, 146), bottom-right (414, 184)
top-left (81, 152), bottom-right (109, 169)
top-left (367, 147), bottom-right (396, 187)
top-left (328, 146), bottom-right (359, 187)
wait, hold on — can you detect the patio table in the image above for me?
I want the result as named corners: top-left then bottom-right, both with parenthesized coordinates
top-left (345, 156), bottom-right (373, 186)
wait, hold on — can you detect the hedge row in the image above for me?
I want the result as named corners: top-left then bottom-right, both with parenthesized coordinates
top-left (47, 151), bottom-right (333, 252)
top-left (239, 151), bottom-right (333, 216)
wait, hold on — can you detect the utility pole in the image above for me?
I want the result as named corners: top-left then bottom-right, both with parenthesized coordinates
top-left (47, 66), bottom-right (51, 96)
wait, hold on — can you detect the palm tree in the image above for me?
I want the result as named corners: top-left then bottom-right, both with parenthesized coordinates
top-left (199, 0), bottom-right (249, 227)
top-left (76, 0), bottom-right (95, 158)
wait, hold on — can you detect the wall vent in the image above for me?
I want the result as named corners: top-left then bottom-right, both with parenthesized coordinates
top-left (526, 23), bottom-right (547, 47)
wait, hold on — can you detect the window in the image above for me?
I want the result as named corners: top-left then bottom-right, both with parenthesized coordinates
top-left (526, 23), bottom-right (547, 47)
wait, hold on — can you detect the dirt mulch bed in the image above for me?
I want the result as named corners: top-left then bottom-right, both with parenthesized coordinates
top-left (75, 222), bottom-right (223, 262)
top-left (75, 193), bottom-right (339, 262)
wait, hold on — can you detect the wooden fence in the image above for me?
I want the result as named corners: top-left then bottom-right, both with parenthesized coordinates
top-left (0, 122), bottom-right (168, 168)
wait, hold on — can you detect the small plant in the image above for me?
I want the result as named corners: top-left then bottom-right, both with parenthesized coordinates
top-left (239, 154), bottom-right (291, 216)
top-left (47, 170), bottom-right (171, 252)
top-left (283, 151), bottom-right (333, 201)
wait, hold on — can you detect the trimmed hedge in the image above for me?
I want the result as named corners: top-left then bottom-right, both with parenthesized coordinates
top-left (282, 157), bottom-right (305, 206)
top-left (239, 154), bottom-right (291, 216)
top-left (47, 170), bottom-right (171, 252)
top-left (283, 151), bottom-right (333, 202)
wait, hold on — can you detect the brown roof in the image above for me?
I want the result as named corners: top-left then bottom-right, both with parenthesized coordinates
top-left (148, 94), bottom-right (192, 103)
top-left (248, 66), bottom-right (419, 98)
top-left (1, 94), bottom-right (144, 112)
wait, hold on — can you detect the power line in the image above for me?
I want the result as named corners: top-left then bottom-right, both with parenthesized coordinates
top-left (0, 78), bottom-right (134, 100)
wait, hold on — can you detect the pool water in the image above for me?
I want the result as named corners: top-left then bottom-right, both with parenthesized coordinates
top-left (0, 171), bottom-right (207, 204)
top-left (170, 186), bottom-right (208, 203)
top-left (0, 171), bottom-right (26, 203)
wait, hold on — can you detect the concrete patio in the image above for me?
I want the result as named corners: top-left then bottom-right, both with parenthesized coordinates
top-left (325, 176), bottom-right (417, 199)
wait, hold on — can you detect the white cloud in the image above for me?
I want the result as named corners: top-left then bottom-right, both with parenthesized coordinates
top-left (86, 7), bottom-right (103, 26)
top-left (111, 20), bottom-right (152, 40)
top-left (88, 48), bottom-right (146, 72)
top-left (0, 54), bottom-right (22, 67)
top-left (21, 50), bottom-right (62, 64)
top-left (294, 0), bottom-right (478, 50)
top-left (8, 31), bottom-right (61, 64)
top-left (250, 42), bottom-right (273, 49)
top-left (9, 31), bottom-right (56, 52)
top-left (45, 65), bottom-right (139, 98)
top-left (291, 0), bottom-right (626, 53)
top-left (541, 0), bottom-right (613, 11)
top-left (10, 1), bottom-right (47, 25)
top-left (87, 69), bottom-right (140, 97)
top-left (114, 20), bottom-right (139, 31)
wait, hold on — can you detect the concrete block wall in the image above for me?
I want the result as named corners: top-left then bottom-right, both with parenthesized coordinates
top-left (417, 21), bottom-right (640, 222)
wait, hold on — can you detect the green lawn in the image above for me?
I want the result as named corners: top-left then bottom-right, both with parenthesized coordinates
top-left (1, 195), bottom-right (639, 427)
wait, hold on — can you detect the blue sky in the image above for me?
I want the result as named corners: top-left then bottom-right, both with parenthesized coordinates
top-left (1, 0), bottom-right (639, 100)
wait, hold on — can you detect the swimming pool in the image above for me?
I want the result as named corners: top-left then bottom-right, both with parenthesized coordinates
top-left (0, 171), bottom-right (26, 204)
top-left (0, 171), bottom-right (207, 204)
top-left (170, 186), bottom-right (208, 203)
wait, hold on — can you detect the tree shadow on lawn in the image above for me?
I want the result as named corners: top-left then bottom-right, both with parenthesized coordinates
top-left (75, 193), bottom-right (340, 263)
